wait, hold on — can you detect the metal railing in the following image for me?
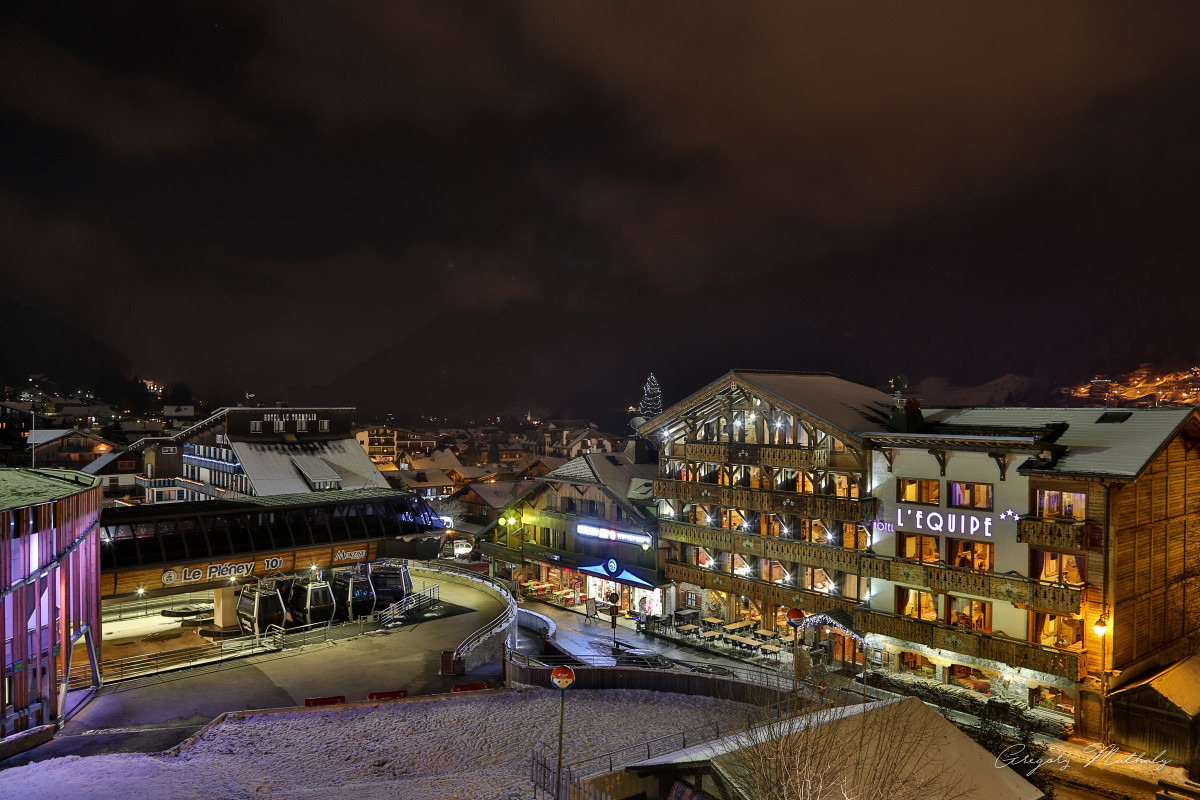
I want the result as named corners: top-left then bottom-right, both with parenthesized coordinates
top-left (377, 585), bottom-right (441, 627)
top-left (68, 631), bottom-right (278, 689)
top-left (417, 561), bottom-right (517, 662)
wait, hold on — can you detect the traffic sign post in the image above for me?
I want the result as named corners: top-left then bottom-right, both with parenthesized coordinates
top-left (786, 608), bottom-right (806, 694)
top-left (551, 666), bottom-right (576, 800)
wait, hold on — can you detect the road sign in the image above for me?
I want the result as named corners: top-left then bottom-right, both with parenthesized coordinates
top-left (786, 608), bottom-right (806, 629)
top-left (551, 665), bottom-right (576, 690)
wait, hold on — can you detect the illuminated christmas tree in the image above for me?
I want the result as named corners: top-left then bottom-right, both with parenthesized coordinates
top-left (639, 373), bottom-right (663, 419)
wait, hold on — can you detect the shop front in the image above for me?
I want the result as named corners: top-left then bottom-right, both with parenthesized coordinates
top-left (579, 558), bottom-right (665, 617)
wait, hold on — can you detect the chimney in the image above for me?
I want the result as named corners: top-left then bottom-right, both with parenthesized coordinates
top-left (888, 397), bottom-right (926, 433)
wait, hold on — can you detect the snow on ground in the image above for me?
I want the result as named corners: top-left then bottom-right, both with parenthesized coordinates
top-left (0, 688), bottom-right (750, 800)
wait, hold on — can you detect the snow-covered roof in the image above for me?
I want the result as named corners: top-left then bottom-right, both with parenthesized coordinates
top-left (627, 696), bottom-right (1041, 800)
top-left (542, 451), bottom-right (660, 523)
top-left (231, 439), bottom-right (388, 496)
top-left (924, 406), bottom-right (1196, 479)
top-left (27, 428), bottom-right (73, 445)
top-left (463, 481), bottom-right (523, 508)
top-left (1111, 655), bottom-right (1200, 717)
top-left (640, 370), bottom-right (895, 442)
top-left (409, 448), bottom-right (464, 470)
top-left (395, 468), bottom-right (456, 488)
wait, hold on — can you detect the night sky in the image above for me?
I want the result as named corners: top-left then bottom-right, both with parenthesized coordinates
top-left (3, 3), bottom-right (1200, 416)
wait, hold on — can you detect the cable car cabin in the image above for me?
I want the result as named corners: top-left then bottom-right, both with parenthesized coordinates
top-left (236, 581), bottom-right (286, 637)
top-left (370, 561), bottom-right (413, 607)
top-left (286, 574), bottom-right (336, 628)
top-left (331, 568), bottom-right (377, 622)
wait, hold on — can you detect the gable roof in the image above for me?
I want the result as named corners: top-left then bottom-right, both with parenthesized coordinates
top-left (627, 697), bottom-right (1040, 800)
top-left (923, 406), bottom-right (1197, 480)
top-left (1110, 654), bottom-right (1200, 717)
top-left (542, 451), bottom-right (660, 525)
top-left (639, 370), bottom-right (894, 443)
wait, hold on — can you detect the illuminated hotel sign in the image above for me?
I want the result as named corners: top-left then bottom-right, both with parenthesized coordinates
top-left (576, 523), bottom-right (652, 547)
top-left (893, 505), bottom-right (994, 537)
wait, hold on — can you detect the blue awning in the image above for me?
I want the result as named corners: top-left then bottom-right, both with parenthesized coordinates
top-left (579, 563), bottom-right (655, 588)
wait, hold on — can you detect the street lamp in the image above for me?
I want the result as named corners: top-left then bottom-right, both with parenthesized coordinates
top-left (1094, 609), bottom-right (1110, 745)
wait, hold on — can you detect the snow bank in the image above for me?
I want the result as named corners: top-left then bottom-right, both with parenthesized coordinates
top-left (0, 689), bottom-right (748, 800)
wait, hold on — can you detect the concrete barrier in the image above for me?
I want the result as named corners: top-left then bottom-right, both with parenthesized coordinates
top-left (518, 608), bottom-right (556, 641)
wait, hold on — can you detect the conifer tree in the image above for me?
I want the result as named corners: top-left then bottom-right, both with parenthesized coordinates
top-left (640, 373), bottom-right (663, 419)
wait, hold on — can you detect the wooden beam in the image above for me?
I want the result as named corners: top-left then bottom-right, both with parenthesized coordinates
top-left (928, 449), bottom-right (948, 476)
top-left (988, 452), bottom-right (1014, 482)
top-left (880, 448), bottom-right (895, 473)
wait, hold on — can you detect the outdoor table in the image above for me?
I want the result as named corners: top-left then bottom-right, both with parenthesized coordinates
top-left (728, 635), bottom-right (760, 651)
top-left (675, 609), bottom-right (699, 617)
top-left (759, 644), bottom-right (782, 657)
top-left (677, 624), bottom-right (700, 635)
top-left (723, 620), bottom-right (756, 632)
top-left (777, 632), bottom-right (797, 644)
top-left (699, 630), bottom-right (723, 641)
top-left (753, 628), bottom-right (777, 639)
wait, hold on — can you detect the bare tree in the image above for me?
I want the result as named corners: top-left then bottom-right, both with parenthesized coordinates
top-left (695, 690), bottom-right (1025, 800)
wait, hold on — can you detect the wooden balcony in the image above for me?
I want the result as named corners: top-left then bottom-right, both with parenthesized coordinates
top-left (664, 561), bottom-right (856, 616)
top-left (676, 442), bottom-right (831, 470)
top-left (1017, 517), bottom-right (1090, 551)
top-left (658, 520), bottom-right (1083, 614)
top-left (652, 479), bottom-right (877, 524)
top-left (853, 608), bottom-right (1087, 682)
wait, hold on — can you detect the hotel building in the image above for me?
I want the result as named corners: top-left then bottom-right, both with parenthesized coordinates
top-left (640, 370), bottom-right (1200, 740)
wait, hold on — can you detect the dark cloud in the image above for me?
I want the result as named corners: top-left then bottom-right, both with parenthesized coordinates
top-left (0, 30), bottom-right (253, 159)
top-left (1, 2), bottom-right (1199, 411)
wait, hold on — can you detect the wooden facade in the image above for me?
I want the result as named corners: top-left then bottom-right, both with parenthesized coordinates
top-left (1, 470), bottom-right (103, 739)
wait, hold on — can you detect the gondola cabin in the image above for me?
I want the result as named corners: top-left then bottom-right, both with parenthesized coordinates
top-left (369, 561), bottom-right (413, 606)
top-left (236, 581), bottom-right (286, 637)
top-left (331, 568), bottom-right (377, 622)
top-left (287, 574), bottom-right (336, 628)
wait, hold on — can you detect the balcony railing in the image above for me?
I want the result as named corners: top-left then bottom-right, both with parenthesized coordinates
top-left (657, 519), bottom-right (1082, 614)
top-left (664, 560), bottom-right (1086, 681)
top-left (664, 561), bottom-right (856, 617)
top-left (134, 476), bottom-right (176, 489)
top-left (1017, 517), bottom-right (1090, 551)
top-left (652, 479), bottom-right (877, 524)
top-left (673, 441), bottom-right (831, 470)
top-left (853, 608), bottom-right (1087, 682)
top-left (521, 542), bottom-right (592, 570)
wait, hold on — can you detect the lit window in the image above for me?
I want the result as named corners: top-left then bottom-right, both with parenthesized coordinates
top-left (899, 532), bottom-right (940, 562)
top-left (897, 478), bottom-right (939, 505)
top-left (319, 419), bottom-right (330, 432)
top-left (1035, 489), bottom-right (1087, 520)
top-left (949, 481), bottom-right (993, 511)
top-left (897, 588), bottom-right (937, 621)
top-left (250, 421), bottom-right (262, 433)
top-left (274, 420), bottom-right (286, 433)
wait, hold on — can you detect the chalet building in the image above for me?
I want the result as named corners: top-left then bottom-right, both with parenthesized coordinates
top-left (81, 449), bottom-right (143, 506)
top-left (127, 407), bottom-right (388, 505)
top-left (481, 441), bottom-right (663, 615)
top-left (28, 429), bottom-right (118, 469)
top-left (638, 370), bottom-right (888, 638)
top-left (353, 425), bottom-right (437, 465)
top-left (387, 468), bottom-right (456, 499)
top-left (639, 370), bottom-right (1200, 745)
top-left (538, 424), bottom-right (622, 459)
top-left (450, 481), bottom-right (526, 524)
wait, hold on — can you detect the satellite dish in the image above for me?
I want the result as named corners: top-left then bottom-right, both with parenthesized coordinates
top-left (890, 374), bottom-right (909, 392)
top-left (629, 416), bottom-right (647, 431)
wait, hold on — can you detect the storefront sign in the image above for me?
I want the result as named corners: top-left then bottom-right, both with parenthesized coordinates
top-left (895, 506), bottom-right (993, 537)
top-left (333, 547), bottom-right (368, 562)
top-left (576, 523), bottom-right (652, 547)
